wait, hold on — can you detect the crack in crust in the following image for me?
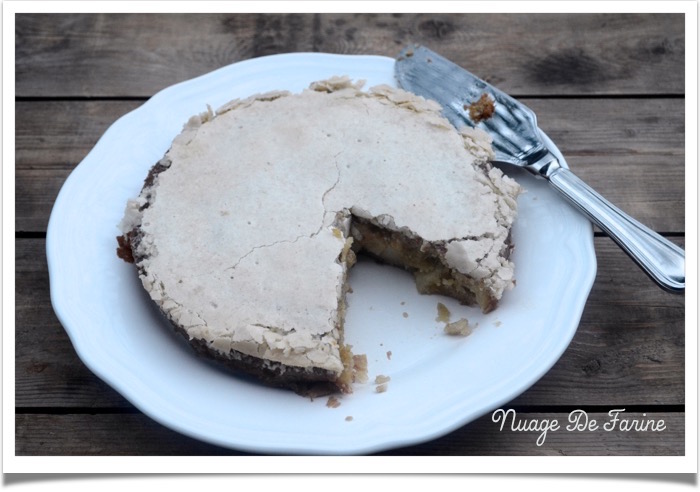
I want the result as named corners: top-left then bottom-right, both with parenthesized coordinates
top-left (222, 154), bottom-right (346, 276)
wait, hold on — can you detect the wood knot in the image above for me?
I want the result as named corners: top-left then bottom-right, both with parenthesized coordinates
top-left (582, 358), bottom-right (602, 376)
top-left (418, 18), bottom-right (455, 39)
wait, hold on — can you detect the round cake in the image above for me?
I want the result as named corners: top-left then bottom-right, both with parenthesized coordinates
top-left (116, 77), bottom-right (521, 395)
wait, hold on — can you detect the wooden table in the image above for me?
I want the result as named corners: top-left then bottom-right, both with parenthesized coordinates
top-left (15, 13), bottom-right (685, 456)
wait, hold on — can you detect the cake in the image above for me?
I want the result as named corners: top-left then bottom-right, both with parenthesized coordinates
top-left (466, 93), bottom-right (496, 123)
top-left (116, 76), bottom-right (521, 395)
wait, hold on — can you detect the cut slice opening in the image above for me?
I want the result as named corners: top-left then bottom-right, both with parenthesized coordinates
top-left (116, 208), bottom-right (511, 397)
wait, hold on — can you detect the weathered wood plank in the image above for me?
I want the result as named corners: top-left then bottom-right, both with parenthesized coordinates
top-left (15, 239), bottom-right (134, 408)
top-left (512, 237), bottom-right (685, 407)
top-left (14, 411), bottom-right (684, 455)
top-left (15, 97), bottom-right (685, 232)
top-left (15, 100), bottom-right (142, 170)
top-left (16, 13), bottom-right (684, 98)
top-left (14, 100), bottom-right (141, 233)
top-left (15, 237), bottom-right (684, 409)
top-left (14, 413), bottom-right (249, 456)
top-left (16, 98), bottom-right (684, 170)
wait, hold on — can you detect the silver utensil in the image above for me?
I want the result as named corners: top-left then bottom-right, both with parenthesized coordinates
top-left (395, 45), bottom-right (684, 293)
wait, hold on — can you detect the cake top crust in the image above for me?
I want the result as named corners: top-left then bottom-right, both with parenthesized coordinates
top-left (120, 77), bottom-right (520, 374)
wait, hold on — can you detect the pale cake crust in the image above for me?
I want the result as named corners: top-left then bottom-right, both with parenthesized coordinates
top-left (117, 77), bottom-right (521, 393)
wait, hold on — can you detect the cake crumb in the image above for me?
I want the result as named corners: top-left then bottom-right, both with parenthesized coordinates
top-left (375, 383), bottom-right (388, 393)
top-left (375, 375), bottom-right (391, 384)
top-left (465, 93), bottom-right (495, 123)
top-left (386, 350), bottom-right (392, 360)
top-left (115, 235), bottom-right (135, 263)
top-left (402, 312), bottom-right (409, 318)
top-left (493, 320), bottom-right (502, 327)
top-left (326, 396), bottom-right (341, 408)
top-left (436, 302), bottom-right (451, 323)
top-left (352, 354), bottom-right (368, 383)
top-left (345, 416), bottom-right (353, 422)
top-left (444, 318), bottom-right (473, 336)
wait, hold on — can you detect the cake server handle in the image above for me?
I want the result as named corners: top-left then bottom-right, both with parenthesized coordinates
top-left (527, 153), bottom-right (685, 293)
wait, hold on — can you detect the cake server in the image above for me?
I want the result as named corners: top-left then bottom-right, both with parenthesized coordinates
top-left (395, 45), bottom-right (684, 293)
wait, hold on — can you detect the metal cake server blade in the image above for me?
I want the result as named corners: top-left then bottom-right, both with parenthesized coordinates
top-left (395, 45), bottom-right (684, 293)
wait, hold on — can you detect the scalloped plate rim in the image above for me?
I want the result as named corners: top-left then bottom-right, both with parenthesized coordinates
top-left (46, 53), bottom-right (596, 455)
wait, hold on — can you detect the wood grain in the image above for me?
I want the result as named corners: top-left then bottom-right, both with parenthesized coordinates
top-left (15, 237), bottom-right (685, 409)
top-left (15, 411), bottom-right (684, 456)
top-left (15, 97), bottom-right (685, 232)
top-left (16, 13), bottom-right (684, 98)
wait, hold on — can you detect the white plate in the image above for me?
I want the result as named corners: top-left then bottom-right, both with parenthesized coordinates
top-left (47, 53), bottom-right (596, 455)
